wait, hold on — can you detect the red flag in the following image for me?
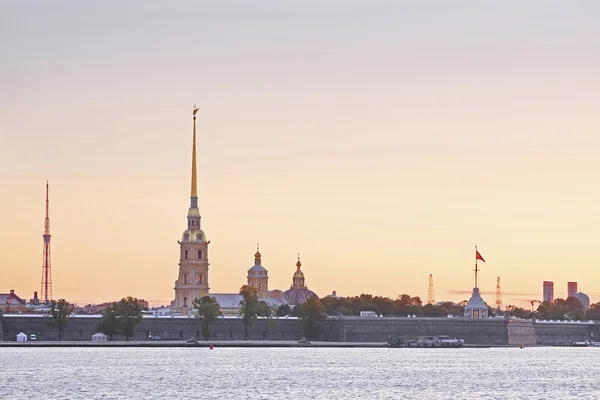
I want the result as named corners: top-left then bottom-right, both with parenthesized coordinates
top-left (476, 250), bottom-right (485, 262)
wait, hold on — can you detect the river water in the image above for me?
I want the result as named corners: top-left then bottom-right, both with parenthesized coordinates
top-left (1, 347), bottom-right (598, 399)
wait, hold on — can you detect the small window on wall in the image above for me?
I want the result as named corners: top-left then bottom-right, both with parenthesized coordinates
top-left (198, 274), bottom-right (203, 284)
top-left (229, 331), bottom-right (233, 339)
top-left (184, 274), bottom-right (188, 284)
top-left (183, 297), bottom-right (188, 307)
top-left (259, 284), bottom-right (263, 291)
top-left (196, 330), bottom-right (200, 338)
top-left (198, 250), bottom-right (202, 259)
top-left (473, 310), bottom-right (479, 319)
top-left (184, 250), bottom-right (188, 259)
top-left (179, 330), bottom-right (183, 339)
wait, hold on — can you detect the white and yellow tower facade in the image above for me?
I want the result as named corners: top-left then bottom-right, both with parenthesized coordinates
top-left (173, 106), bottom-right (210, 312)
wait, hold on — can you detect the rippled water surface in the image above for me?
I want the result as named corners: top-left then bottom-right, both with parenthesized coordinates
top-left (1, 347), bottom-right (599, 399)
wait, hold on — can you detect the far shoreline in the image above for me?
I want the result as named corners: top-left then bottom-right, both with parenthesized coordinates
top-left (0, 340), bottom-right (531, 349)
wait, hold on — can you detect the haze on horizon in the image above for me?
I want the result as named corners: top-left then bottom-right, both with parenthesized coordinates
top-left (1, 1), bottom-right (599, 307)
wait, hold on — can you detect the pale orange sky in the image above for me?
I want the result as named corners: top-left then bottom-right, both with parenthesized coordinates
top-left (1, 2), bottom-right (599, 307)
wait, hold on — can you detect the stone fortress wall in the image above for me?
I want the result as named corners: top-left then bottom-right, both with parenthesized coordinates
top-left (2, 314), bottom-right (598, 345)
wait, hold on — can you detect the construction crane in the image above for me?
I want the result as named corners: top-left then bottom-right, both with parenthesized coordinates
top-left (530, 300), bottom-right (542, 311)
top-left (495, 277), bottom-right (502, 310)
top-left (427, 274), bottom-right (434, 305)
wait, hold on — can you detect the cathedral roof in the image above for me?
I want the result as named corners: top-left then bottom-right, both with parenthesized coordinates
top-left (465, 287), bottom-right (487, 310)
top-left (248, 245), bottom-right (268, 277)
top-left (248, 264), bottom-right (268, 277)
top-left (283, 288), bottom-right (318, 306)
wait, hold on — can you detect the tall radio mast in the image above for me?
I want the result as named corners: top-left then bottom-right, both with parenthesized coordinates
top-left (41, 181), bottom-right (52, 303)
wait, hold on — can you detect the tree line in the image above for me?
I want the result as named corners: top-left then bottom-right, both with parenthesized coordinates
top-left (46, 297), bottom-right (148, 341)
top-left (44, 292), bottom-right (600, 342)
top-left (506, 297), bottom-right (600, 321)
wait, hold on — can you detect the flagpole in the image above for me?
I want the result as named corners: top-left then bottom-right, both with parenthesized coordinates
top-left (475, 245), bottom-right (478, 288)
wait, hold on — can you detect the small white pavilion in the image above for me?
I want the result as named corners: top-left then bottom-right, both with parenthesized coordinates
top-left (92, 332), bottom-right (107, 341)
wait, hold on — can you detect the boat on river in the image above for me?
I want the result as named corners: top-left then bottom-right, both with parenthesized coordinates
top-left (387, 335), bottom-right (464, 348)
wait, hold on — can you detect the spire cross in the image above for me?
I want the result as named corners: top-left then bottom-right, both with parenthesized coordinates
top-left (191, 105), bottom-right (198, 199)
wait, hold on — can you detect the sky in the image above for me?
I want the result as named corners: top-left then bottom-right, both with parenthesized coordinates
top-left (1, 1), bottom-right (599, 307)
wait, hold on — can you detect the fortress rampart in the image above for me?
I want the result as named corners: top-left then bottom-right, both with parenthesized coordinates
top-left (1, 314), bottom-right (597, 345)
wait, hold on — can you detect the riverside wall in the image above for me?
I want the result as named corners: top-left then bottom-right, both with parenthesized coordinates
top-left (534, 322), bottom-right (600, 345)
top-left (0, 314), bottom-right (596, 345)
top-left (0, 314), bottom-right (600, 345)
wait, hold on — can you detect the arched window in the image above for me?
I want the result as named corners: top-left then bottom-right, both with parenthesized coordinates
top-left (198, 250), bottom-right (202, 259)
top-left (184, 250), bottom-right (188, 259)
top-left (259, 283), bottom-right (263, 291)
top-left (197, 274), bottom-right (203, 284)
top-left (183, 297), bottom-right (188, 307)
top-left (184, 274), bottom-right (188, 284)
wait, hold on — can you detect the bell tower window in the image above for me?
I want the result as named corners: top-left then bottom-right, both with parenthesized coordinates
top-left (184, 250), bottom-right (188, 260)
top-left (184, 274), bottom-right (188, 284)
top-left (198, 250), bottom-right (202, 259)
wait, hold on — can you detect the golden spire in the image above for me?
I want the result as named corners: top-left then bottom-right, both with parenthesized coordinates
top-left (191, 105), bottom-right (199, 198)
top-left (255, 242), bottom-right (261, 259)
top-left (296, 252), bottom-right (301, 269)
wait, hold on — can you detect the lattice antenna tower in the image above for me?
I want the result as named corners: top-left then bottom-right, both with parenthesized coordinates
top-left (495, 276), bottom-right (502, 310)
top-left (427, 274), bottom-right (435, 304)
top-left (41, 180), bottom-right (52, 303)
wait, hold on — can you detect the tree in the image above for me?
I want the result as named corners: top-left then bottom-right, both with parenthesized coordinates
top-left (276, 304), bottom-right (292, 317)
top-left (333, 306), bottom-right (353, 316)
top-left (97, 303), bottom-right (120, 341)
top-left (586, 302), bottom-right (600, 320)
top-left (297, 296), bottom-right (328, 340)
top-left (193, 296), bottom-right (223, 340)
top-left (506, 305), bottom-right (533, 319)
top-left (239, 285), bottom-right (260, 339)
top-left (116, 297), bottom-right (147, 341)
top-left (259, 300), bottom-right (278, 339)
top-left (47, 299), bottom-right (74, 340)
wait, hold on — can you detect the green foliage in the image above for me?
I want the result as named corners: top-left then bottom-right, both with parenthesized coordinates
top-left (535, 298), bottom-right (584, 321)
top-left (586, 303), bottom-right (600, 320)
top-left (259, 300), bottom-right (278, 338)
top-left (97, 303), bottom-right (120, 341)
top-left (239, 285), bottom-right (260, 339)
top-left (333, 306), bottom-right (353, 316)
top-left (276, 304), bottom-right (292, 317)
top-left (297, 296), bottom-right (328, 340)
top-left (506, 305), bottom-right (533, 319)
top-left (318, 293), bottom-right (457, 317)
top-left (47, 299), bottom-right (74, 340)
top-left (193, 296), bottom-right (223, 340)
top-left (116, 297), bottom-right (147, 341)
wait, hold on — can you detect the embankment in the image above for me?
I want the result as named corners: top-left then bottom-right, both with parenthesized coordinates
top-left (0, 314), bottom-right (596, 345)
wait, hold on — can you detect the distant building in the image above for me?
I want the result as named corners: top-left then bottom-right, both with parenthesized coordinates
top-left (543, 281), bottom-right (554, 302)
top-left (247, 247), bottom-right (269, 300)
top-left (0, 290), bottom-right (27, 313)
top-left (283, 255), bottom-right (318, 307)
top-left (567, 282), bottom-right (578, 298)
top-left (574, 292), bottom-right (590, 310)
top-left (464, 288), bottom-right (488, 319)
top-left (172, 109), bottom-right (209, 312)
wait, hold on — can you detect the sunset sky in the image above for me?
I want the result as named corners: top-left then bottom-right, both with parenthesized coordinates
top-left (1, 1), bottom-right (599, 307)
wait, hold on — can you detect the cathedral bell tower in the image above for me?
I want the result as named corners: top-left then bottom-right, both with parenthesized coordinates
top-left (173, 106), bottom-right (210, 312)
